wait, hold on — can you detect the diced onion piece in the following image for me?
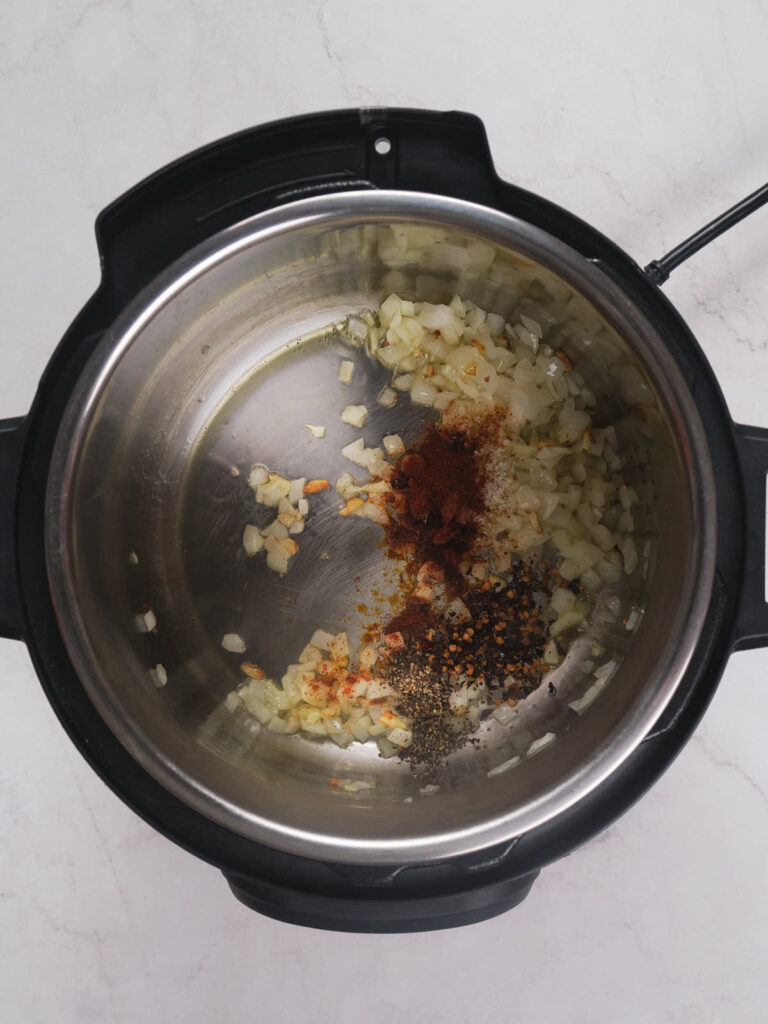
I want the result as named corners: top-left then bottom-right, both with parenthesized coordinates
top-left (299, 643), bottom-right (322, 664)
top-left (625, 607), bottom-right (642, 631)
top-left (341, 438), bottom-right (384, 469)
top-left (221, 633), bottom-right (246, 654)
top-left (135, 608), bottom-right (157, 633)
top-left (262, 519), bottom-right (289, 540)
top-left (310, 629), bottom-right (335, 652)
top-left (411, 377), bottom-right (438, 406)
top-left (383, 434), bottom-right (405, 455)
top-left (289, 478), bottom-right (306, 504)
top-left (360, 646), bottom-right (378, 672)
top-left (339, 360), bottom-right (355, 383)
top-left (242, 524), bottom-right (264, 555)
top-left (527, 732), bottom-right (556, 756)
top-left (594, 660), bottom-right (617, 682)
top-left (550, 586), bottom-right (576, 615)
top-left (487, 755), bottom-right (520, 778)
top-left (492, 703), bottom-right (516, 726)
top-left (346, 318), bottom-right (368, 343)
top-left (341, 438), bottom-right (367, 466)
top-left (266, 549), bottom-right (290, 574)
top-left (328, 632), bottom-right (350, 664)
top-left (335, 473), bottom-right (362, 499)
top-left (569, 673), bottom-right (611, 713)
top-left (298, 498), bottom-right (309, 516)
top-left (376, 735), bottom-right (398, 759)
top-left (621, 537), bottom-right (638, 574)
top-left (366, 678), bottom-right (394, 700)
top-left (248, 464), bottom-right (269, 488)
top-left (377, 387), bottom-right (398, 408)
top-left (255, 473), bottom-right (291, 506)
top-left (419, 783), bottom-right (441, 796)
top-left (304, 423), bottom-right (326, 438)
top-left (354, 500), bottom-right (389, 525)
top-left (550, 610), bottom-right (585, 637)
top-left (388, 727), bottom-right (412, 748)
top-left (150, 663), bottom-right (168, 688)
top-left (341, 404), bottom-right (368, 427)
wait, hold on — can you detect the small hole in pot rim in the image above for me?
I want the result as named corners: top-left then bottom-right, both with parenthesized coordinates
top-left (374, 137), bottom-right (392, 156)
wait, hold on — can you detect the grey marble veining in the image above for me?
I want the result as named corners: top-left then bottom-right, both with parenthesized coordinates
top-left (2, 2), bottom-right (768, 1021)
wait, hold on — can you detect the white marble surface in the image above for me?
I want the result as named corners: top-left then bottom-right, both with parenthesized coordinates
top-left (2, 2), bottom-right (768, 1021)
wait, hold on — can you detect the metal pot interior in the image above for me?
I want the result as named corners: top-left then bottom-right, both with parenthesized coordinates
top-left (46, 192), bottom-right (715, 863)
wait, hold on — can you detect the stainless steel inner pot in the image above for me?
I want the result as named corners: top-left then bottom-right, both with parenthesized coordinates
top-left (46, 191), bottom-right (716, 864)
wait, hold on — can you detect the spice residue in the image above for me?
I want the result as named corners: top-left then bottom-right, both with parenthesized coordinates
top-left (384, 423), bottom-right (487, 572)
top-left (350, 406), bottom-right (564, 773)
top-left (224, 291), bottom-right (640, 776)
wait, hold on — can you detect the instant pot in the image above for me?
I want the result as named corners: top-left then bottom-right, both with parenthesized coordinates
top-left (3, 109), bottom-right (767, 931)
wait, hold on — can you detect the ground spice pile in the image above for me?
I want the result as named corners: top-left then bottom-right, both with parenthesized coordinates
top-left (385, 424), bottom-right (486, 572)
top-left (367, 414), bottom-right (560, 773)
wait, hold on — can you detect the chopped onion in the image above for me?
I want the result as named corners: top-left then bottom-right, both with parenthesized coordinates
top-left (328, 632), bottom-right (350, 663)
top-left (341, 437), bottom-right (384, 469)
top-left (550, 610), bottom-right (585, 637)
top-left (248, 464), bottom-right (269, 488)
top-left (340, 404), bottom-right (368, 427)
top-left (255, 474), bottom-right (291, 506)
top-left (625, 607), bottom-right (642, 631)
top-left (135, 608), bottom-right (157, 633)
top-left (242, 524), bottom-right (264, 556)
top-left (492, 703), bottom-right (516, 726)
top-left (550, 587), bottom-right (576, 615)
top-left (527, 732), bottom-right (555, 756)
top-left (288, 478), bottom-right (306, 504)
top-left (487, 755), bottom-right (520, 778)
top-left (149, 663), bottom-right (167, 688)
top-left (383, 434), bottom-right (405, 455)
top-left (262, 519), bottom-right (289, 541)
top-left (221, 633), bottom-right (246, 654)
top-left (569, 676), bottom-right (610, 713)
top-left (377, 386), bottom-right (398, 408)
top-left (346, 318), bottom-right (368, 343)
top-left (310, 629), bottom-right (335, 651)
top-left (418, 784), bottom-right (441, 796)
top-left (226, 288), bottom-right (650, 756)
top-left (410, 376), bottom-right (439, 405)
top-left (388, 727), bottom-right (412, 747)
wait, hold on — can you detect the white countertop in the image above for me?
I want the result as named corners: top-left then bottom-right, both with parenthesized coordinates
top-left (2, 2), bottom-right (768, 1021)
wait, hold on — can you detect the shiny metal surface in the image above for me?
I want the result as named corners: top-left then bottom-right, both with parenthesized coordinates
top-left (46, 191), bottom-right (716, 864)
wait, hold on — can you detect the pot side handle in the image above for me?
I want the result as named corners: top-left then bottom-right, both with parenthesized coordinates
top-left (0, 417), bottom-right (25, 641)
top-left (732, 423), bottom-right (768, 650)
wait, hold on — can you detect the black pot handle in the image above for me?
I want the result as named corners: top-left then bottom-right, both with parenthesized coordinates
top-left (732, 423), bottom-right (768, 650)
top-left (224, 867), bottom-right (538, 933)
top-left (94, 108), bottom-right (499, 306)
top-left (0, 417), bottom-right (25, 641)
